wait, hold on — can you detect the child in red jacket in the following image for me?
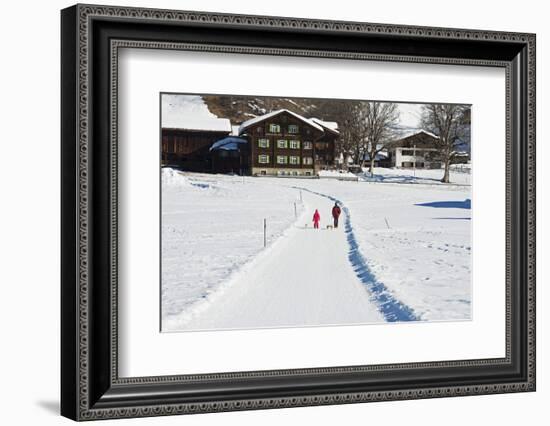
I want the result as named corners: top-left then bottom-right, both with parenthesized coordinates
top-left (312, 209), bottom-right (321, 229)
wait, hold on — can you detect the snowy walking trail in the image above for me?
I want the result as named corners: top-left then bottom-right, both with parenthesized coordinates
top-left (167, 187), bottom-right (418, 331)
top-left (295, 187), bottom-right (418, 323)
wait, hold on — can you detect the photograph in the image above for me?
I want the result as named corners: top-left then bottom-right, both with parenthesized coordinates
top-left (57, 3), bottom-right (536, 420)
top-left (160, 93), bottom-right (472, 332)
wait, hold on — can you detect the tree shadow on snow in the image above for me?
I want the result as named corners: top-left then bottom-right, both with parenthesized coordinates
top-left (415, 199), bottom-right (471, 209)
top-left (362, 173), bottom-right (442, 184)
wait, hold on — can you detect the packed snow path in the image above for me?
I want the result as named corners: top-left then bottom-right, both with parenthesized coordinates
top-left (169, 188), bottom-right (416, 331)
top-left (295, 187), bottom-right (418, 323)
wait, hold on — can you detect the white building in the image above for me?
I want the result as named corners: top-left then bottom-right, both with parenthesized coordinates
top-left (389, 130), bottom-right (443, 169)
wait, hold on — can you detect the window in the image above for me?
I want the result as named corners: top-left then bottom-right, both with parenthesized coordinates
top-left (303, 141), bottom-right (312, 150)
top-left (292, 171), bottom-right (298, 176)
top-left (269, 123), bottom-right (281, 133)
top-left (289, 140), bottom-right (300, 149)
top-left (277, 139), bottom-right (288, 149)
top-left (258, 138), bottom-right (269, 148)
top-left (258, 155), bottom-right (270, 164)
top-left (288, 124), bottom-right (299, 134)
top-left (402, 149), bottom-right (415, 156)
top-left (277, 155), bottom-right (288, 164)
top-left (256, 127), bottom-right (263, 134)
top-left (290, 156), bottom-right (300, 165)
top-left (303, 157), bottom-right (313, 165)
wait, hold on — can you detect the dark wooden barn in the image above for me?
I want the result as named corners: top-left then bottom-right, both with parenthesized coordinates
top-left (161, 127), bottom-right (232, 172)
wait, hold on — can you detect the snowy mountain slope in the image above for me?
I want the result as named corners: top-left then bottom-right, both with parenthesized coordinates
top-left (202, 95), bottom-right (325, 125)
top-left (202, 95), bottom-right (422, 128)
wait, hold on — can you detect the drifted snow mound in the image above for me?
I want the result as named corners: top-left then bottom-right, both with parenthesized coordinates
top-left (318, 170), bottom-right (357, 178)
top-left (162, 168), bottom-right (191, 188)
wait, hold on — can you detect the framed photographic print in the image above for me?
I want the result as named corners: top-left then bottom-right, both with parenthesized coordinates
top-left (61, 3), bottom-right (536, 421)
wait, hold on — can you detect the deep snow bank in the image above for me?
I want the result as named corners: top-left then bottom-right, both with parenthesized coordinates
top-left (161, 170), bottom-right (305, 330)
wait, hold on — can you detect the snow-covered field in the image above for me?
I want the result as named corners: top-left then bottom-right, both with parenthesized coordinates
top-left (161, 169), bottom-right (305, 324)
top-left (303, 180), bottom-right (472, 322)
top-left (361, 167), bottom-right (471, 185)
top-left (162, 168), bottom-right (472, 332)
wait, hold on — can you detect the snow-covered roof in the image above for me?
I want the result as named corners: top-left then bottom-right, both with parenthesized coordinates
top-left (210, 136), bottom-right (248, 151)
top-left (238, 109), bottom-right (324, 134)
top-left (364, 151), bottom-right (389, 161)
top-left (309, 118), bottom-right (339, 134)
top-left (396, 128), bottom-right (439, 140)
top-left (162, 94), bottom-right (232, 132)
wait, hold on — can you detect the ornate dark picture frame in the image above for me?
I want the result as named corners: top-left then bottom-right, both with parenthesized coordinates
top-left (61, 3), bottom-right (536, 421)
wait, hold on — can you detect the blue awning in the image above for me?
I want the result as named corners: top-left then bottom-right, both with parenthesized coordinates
top-left (210, 136), bottom-right (248, 151)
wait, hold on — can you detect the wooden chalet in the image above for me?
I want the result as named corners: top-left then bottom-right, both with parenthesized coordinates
top-left (238, 109), bottom-right (338, 177)
top-left (388, 130), bottom-right (444, 169)
top-left (310, 118), bottom-right (339, 172)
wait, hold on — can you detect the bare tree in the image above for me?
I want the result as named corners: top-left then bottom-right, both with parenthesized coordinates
top-left (330, 102), bottom-right (399, 172)
top-left (347, 104), bottom-right (368, 166)
top-left (420, 104), bottom-right (470, 183)
top-left (331, 101), bottom-right (363, 169)
top-left (362, 102), bottom-right (400, 175)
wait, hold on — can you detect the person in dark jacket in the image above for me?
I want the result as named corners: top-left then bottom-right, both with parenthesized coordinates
top-left (332, 202), bottom-right (341, 229)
